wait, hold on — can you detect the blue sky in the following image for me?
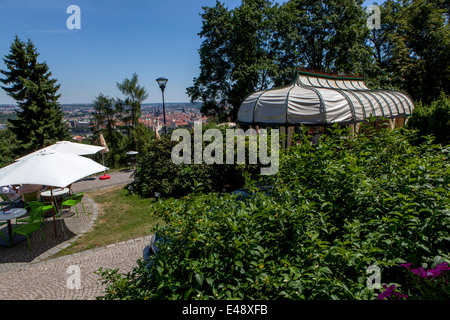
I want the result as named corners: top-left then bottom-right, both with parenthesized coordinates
top-left (0, 0), bottom-right (377, 104)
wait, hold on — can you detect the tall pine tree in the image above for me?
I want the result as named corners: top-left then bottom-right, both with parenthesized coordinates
top-left (0, 36), bottom-right (70, 155)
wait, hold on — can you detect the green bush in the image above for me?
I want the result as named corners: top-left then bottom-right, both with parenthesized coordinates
top-left (97, 126), bottom-right (449, 300)
top-left (0, 128), bottom-right (16, 167)
top-left (129, 123), bottom-right (260, 198)
top-left (407, 92), bottom-right (450, 146)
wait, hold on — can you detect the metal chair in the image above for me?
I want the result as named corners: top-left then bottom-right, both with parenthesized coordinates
top-left (22, 191), bottom-right (40, 203)
top-left (12, 221), bottom-right (45, 249)
top-left (16, 201), bottom-right (50, 228)
top-left (0, 194), bottom-right (11, 209)
top-left (16, 201), bottom-right (43, 224)
top-left (61, 192), bottom-right (85, 217)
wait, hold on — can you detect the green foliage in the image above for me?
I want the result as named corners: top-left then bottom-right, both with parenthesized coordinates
top-left (116, 73), bottom-right (149, 133)
top-left (97, 126), bottom-right (449, 300)
top-left (91, 74), bottom-right (153, 169)
top-left (0, 36), bottom-right (70, 156)
top-left (130, 123), bottom-right (260, 198)
top-left (0, 113), bottom-right (16, 124)
top-left (187, 0), bottom-right (276, 121)
top-left (189, 0), bottom-right (449, 120)
top-left (406, 92), bottom-right (450, 145)
top-left (273, 0), bottom-right (370, 77)
top-left (188, 0), bottom-right (372, 121)
top-left (0, 128), bottom-right (17, 168)
top-left (367, 0), bottom-right (450, 103)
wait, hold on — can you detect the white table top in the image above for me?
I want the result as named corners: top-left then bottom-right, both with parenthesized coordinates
top-left (0, 208), bottom-right (27, 221)
top-left (41, 188), bottom-right (70, 197)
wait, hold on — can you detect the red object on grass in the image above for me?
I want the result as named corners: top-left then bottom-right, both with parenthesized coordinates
top-left (99, 175), bottom-right (111, 180)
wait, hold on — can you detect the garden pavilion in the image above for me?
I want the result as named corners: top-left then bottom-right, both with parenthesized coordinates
top-left (236, 68), bottom-right (415, 148)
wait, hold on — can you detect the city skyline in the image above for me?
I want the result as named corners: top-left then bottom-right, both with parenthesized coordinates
top-left (0, 0), bottom-right (377, 105)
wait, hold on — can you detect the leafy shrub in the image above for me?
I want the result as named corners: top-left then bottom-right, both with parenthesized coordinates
top-left (407, 92), bottom-right (450, 145)
top-left (97, 126), bottom-right (449, 300)
top-left (0, 128), bottom-right (16, 167)
top-left (130, 123), bottom-right (261, 198)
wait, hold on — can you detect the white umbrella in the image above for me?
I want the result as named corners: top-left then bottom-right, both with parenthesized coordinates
top-left (3, 150), bottom-right (107, 187)
top-left (0, 150), bottom-right (108, 236)
top-left (99, 133), bottom-right (109, 154)
top-left (15, 141), bottom-right (106, 161)
top-left (98, 133), bottom-right (110, 179)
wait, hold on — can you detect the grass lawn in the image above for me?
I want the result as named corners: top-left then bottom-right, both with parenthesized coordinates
top-left (53, 185), bottom-right (165, 257)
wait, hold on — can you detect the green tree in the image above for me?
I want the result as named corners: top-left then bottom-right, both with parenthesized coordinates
top-left (91, 75), bottom-right (154, 168)
top-left (116, 73), bottom-right (149, 130)
top-left (367, 0), bottom-right (450, 103)
top-left (0, 127), bottom-right (17, 167)
top-left (91, 93), bottom-right (124, 168)
top-left (0, 36), bottom-right (70, 155)
top-left (92, 94), bottom-right (117, 137)
top-left (402, 0), bottom-right (449, 104)
top-left (188, 0), bottom-right (372, 121)
top-left (364, 1), bottom-right (408, 89)
top-left (116, 73), bottom-right (149, 151)
top-left (272, 0), bottom-right (371, 80)
top-left (406, 92), bottom-right (450, 145)
top-left (187, 0), bottom-right (276, 121)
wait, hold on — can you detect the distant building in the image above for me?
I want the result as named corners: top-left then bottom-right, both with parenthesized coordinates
top-left (68, 119), bottom-right (77, 127)
top-left (77, 121), bottom-right (90, 128)
top-left (176, 121), bottom-right (189, 128)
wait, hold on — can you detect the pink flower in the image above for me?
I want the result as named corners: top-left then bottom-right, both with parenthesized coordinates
top-left (407, 262), bottom-right (449, 280)
top-left (411, 267), bottom-right (427, 278)
top-left (401, 263), bottom-right (413, 270)
top-left (378, 284), bottom-right (407, 300)
top-left (436, 262), bottom-right (449, 271)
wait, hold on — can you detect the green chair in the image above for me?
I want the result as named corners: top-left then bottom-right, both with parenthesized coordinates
top-left (0, 194), bottom-right (11, 209)
top-left (12, 221), bottom-right (45, 249)
top-left (39, 199), bottom-right (56, 216)
top-left (16, 201), bottom-right (48, 228)
top-left (22, 191), bottom-right (40, 203)
top-left (61, 192), bottom-right (85, 217)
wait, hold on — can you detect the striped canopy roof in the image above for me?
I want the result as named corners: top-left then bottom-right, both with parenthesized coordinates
top-left (237, 69), bottom-right (414, 126)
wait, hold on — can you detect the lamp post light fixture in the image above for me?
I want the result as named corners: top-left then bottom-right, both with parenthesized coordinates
top-left (156, 77), bottom-right (168, 135)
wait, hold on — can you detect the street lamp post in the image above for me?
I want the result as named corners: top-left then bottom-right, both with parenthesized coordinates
top-left (156, 77), bottom-right (168, 135)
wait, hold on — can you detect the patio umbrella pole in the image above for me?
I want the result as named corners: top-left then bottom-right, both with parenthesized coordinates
top-left (102, 152), bottom-right (106, 175)
top-left (51, 187), bottom-right (57, 237)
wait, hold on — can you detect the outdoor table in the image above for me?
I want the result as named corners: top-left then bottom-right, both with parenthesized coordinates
top-left (41, 188), bottom-right (70, 216)
top-left (41, 188), bottom-right (70, 198)
top-left (0, 208), bottom-right (27, 247)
